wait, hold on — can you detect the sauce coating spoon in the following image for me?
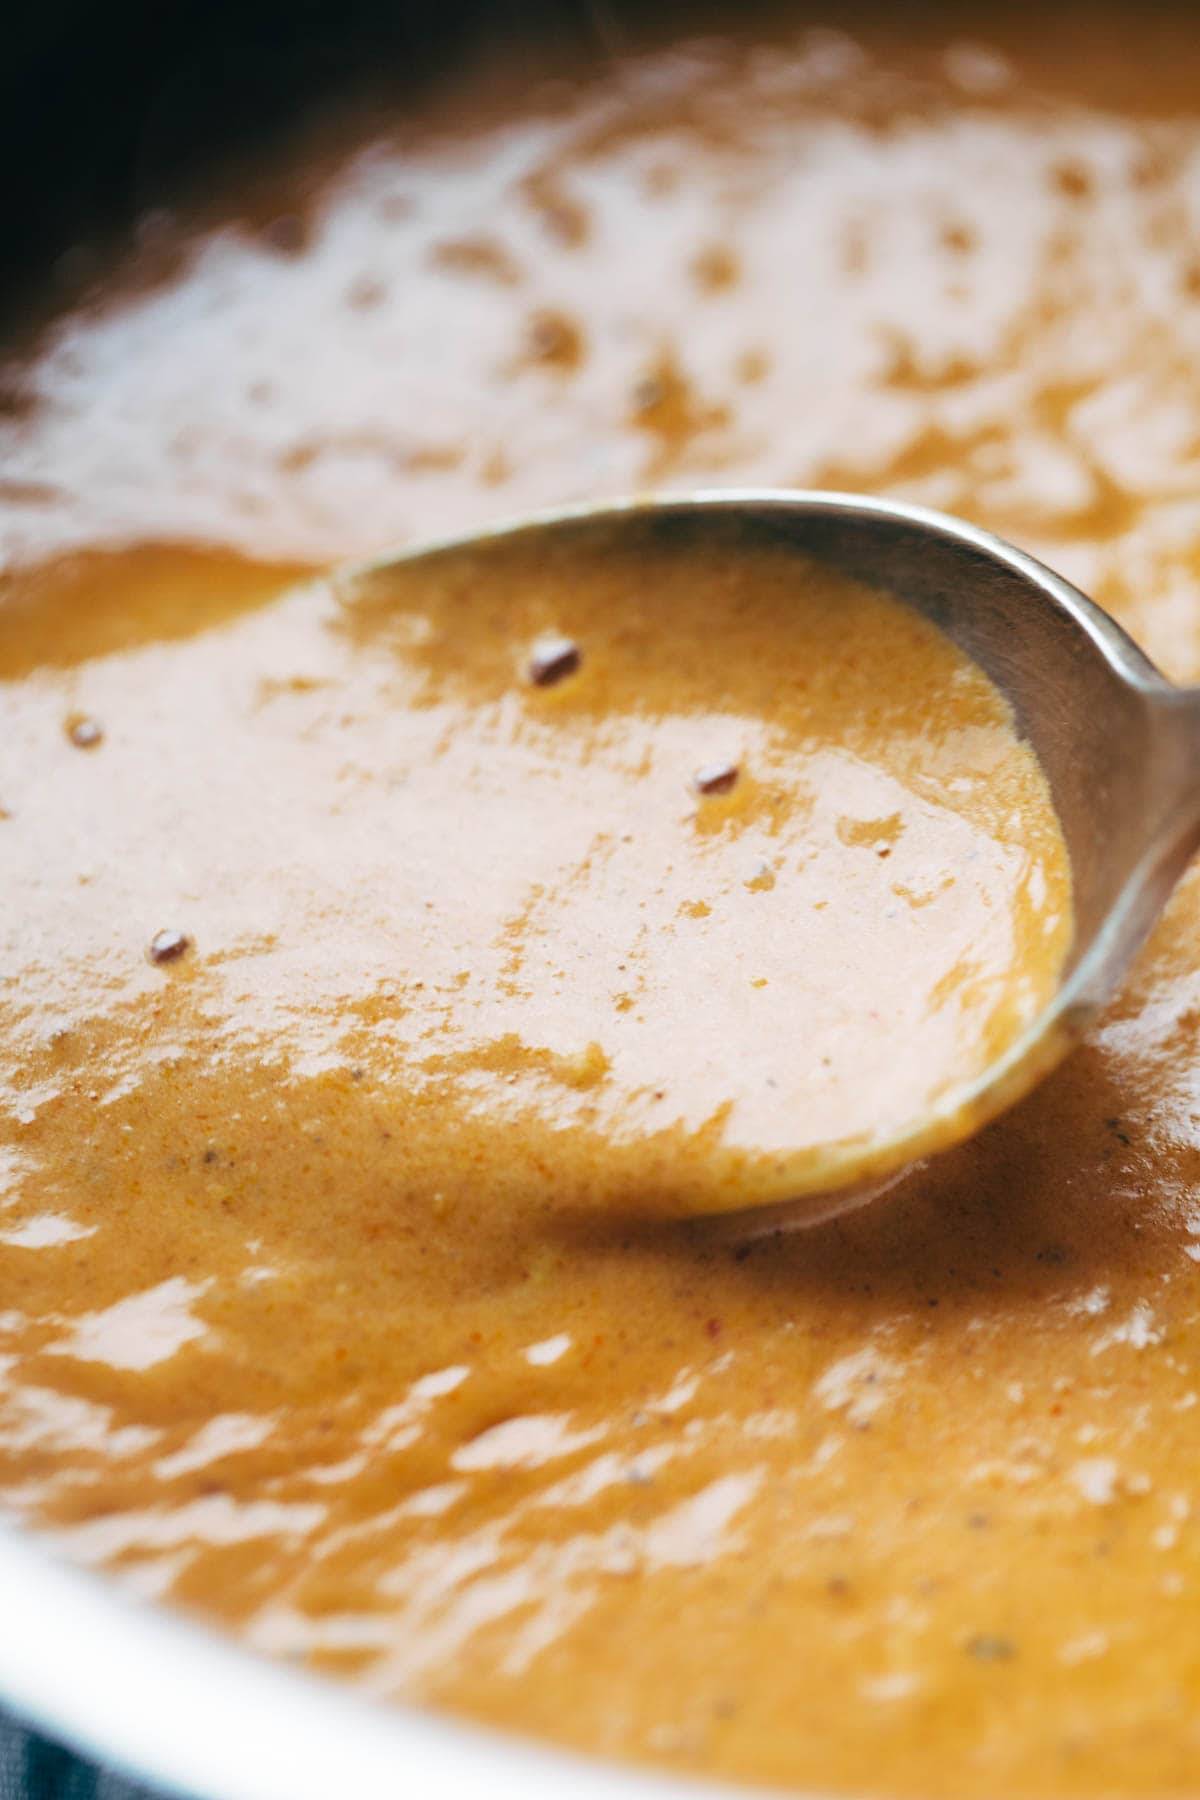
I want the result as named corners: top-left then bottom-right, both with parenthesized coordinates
top-left (348, 490), bottom-right (1200, 1227)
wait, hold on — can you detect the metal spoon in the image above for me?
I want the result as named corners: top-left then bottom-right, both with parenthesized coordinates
top-left (348, 489), bottom-right (1200, 1226)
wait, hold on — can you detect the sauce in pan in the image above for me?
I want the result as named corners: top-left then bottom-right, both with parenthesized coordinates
top-left (2, 6), bottom-right (1200, 1794)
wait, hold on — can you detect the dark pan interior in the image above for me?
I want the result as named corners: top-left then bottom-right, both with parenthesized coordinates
top-left (8, 0), bottom-right (1197, 316)
top-left (0, 0), bottom-right (615, 314)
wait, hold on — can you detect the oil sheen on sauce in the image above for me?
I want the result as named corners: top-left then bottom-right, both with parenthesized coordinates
top-left (3, 6), bottom-right (1200, 1797)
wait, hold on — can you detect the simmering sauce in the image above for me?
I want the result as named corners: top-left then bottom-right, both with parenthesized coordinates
top-left (0, 521), bottom-right (1072, 1225)
top-left (3, 5), bottom-right (1200, 1795)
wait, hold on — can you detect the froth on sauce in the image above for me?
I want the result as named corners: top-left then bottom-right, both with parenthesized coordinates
top-left (4, 6), bottom-right (1200, 1798)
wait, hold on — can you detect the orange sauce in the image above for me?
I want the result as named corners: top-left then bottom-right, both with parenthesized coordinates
top-left (2, 7), bottom-right (1200, 1795)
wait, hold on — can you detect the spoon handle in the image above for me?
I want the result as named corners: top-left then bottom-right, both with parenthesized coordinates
top-left (1146, 687), bottom-right (1200, 842)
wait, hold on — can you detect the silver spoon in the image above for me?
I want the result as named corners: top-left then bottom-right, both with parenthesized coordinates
top-left (347, 489), bottom-right (1200, 1226)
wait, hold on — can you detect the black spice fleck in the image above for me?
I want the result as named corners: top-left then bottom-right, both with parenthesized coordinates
top-left (67, 715), bottom-right (103, 750)
top-left (966, 1634), bottom-right (1016, 1662)
top-left (528, 637), bottom-right (581, 687)
top-left (694, 760), bottom-right (739, 796)
top-left (148, 929), bottom-right (191, 967)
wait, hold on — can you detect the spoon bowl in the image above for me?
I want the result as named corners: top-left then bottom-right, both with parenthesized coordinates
top-left (347, 490), bottom-right (1200, 1224)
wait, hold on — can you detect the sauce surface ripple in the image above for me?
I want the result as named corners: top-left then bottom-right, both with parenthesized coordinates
top-left (3, 8), bottom-right (1200, 1796)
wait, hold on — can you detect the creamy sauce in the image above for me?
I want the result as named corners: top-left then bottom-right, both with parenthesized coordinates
top-left (0, 523), bottom-right (1070, 1221)
top-left (2, 6), bottom-right (1200, 1796)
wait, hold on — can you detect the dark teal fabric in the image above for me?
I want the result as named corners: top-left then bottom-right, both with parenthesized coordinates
top-left (0, 1712), bottom-right (161, 1800)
